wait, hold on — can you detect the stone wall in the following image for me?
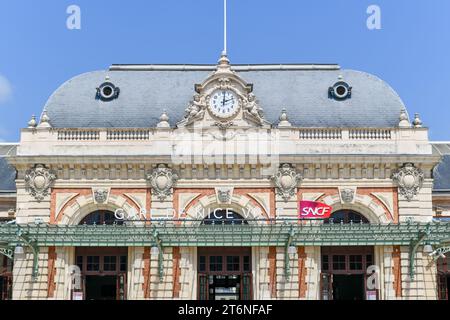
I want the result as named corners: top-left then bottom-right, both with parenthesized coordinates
top-left (12, 248), bottom-right (49, 300)
top-left (400, 246), bottom-right (438, 300)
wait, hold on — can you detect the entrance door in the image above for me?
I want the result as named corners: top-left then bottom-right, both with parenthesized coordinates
top-left (75, 247), bottom-right (128, 300)
top-left (332, 274), bottom-right (365, 300)
top-left (0, 276), bottom-right (12, 300)
top-left (438, 274), bottom-right (449, 300)
top-left (437, 255), bottom-right (449, 300)
top-left (198, 248), bottom-right (252, 300)
top-left (321, 246), bottom-right (374, 301)
top-left (85, 275), bottom-right (117, 300)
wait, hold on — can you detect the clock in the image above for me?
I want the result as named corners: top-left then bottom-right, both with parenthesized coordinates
top-left (209, 90), bottom-right (239, 119)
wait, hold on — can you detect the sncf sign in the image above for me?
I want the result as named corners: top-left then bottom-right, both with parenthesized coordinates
top-left (299, 201), bottom-right (332, 219)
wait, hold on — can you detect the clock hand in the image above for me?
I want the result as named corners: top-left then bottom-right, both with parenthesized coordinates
top-left (222, 92), bottom-right (226, 106)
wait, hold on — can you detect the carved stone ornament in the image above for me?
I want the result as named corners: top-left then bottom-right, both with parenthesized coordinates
top-left (177, 53), bottom-right (270, 128)
top-left (339, 187), bottom-right (357, 204)
top-left (93, 188), bottom-right (109, 204)
top-left (146, 165), bottom-right (178, 201)
top-left (25, 164), bottom-right (57, 202)
top-left (391, 163), bottom-right (424, 201)
top-left (271, 164), bottom-right (303, 202)
top-left (215, 187), bottom-right (234, 204)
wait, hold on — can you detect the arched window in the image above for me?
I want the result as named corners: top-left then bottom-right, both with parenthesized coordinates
top-left (202, 210), bottom-right (248, 225)
top-left (79, 210), bottom-right (122, 225)
top-left (324, 210), bottom-right (369, 224)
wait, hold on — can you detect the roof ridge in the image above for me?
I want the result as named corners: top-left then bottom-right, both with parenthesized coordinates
top-left (109, 64), bottom-right (341, 72)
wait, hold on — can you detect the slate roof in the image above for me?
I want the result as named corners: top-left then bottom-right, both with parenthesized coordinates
top-left (43, 65), bottom-right (406, 129)
top-left (0, 144), bottom-right (17, 193)
top-left (433, 143), bottom-right (450, 191)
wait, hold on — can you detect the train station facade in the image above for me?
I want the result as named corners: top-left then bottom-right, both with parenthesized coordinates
top-left (0, 54), bottom-right (449, 300)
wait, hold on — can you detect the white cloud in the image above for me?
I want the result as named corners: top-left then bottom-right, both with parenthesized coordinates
top-left (0, 74), bottom-right (12, 104)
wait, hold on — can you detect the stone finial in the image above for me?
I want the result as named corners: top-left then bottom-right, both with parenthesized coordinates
top-left (27, 115), bottom-right (37, 128)
top-left (37, 110), bottom-right (52, 128)
top-left (157, 111), bottom-right (170, 128)
top-left (216, 52), bottom-right (232, 73)
top-left (398, 108), bottom-right (411, 128)
top-left (412, 113), bottom-right (423, 128)
top-left (278, 109), bottom-right (292, 127)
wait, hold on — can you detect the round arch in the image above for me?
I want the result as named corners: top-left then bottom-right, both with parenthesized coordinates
top-left (59, 193), bottom-right (140, 225)
top-left (321, 194), bottom-right (390, 224)
top-left (184, 193), bottom-right (267, 224)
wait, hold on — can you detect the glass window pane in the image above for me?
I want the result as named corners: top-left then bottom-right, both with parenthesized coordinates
top-left (209, 256), bottom-right (223, 272)
top-left (104, 256), bottom-right (117, 271)
top-left (227, 256), bottom-right (240, 271)
top-left (120, 256), bottom-right (127, 272)
top-left (76, 256), bottom-right (83, 270)
top-left (366, 254), bottom-right (373, 268)
top-left (243, 256), bottom-right (250, 272)
top-left (332, 255), bottom-right (346, 270)
top-left (349, 255), bottom-right (363, 270)
top-left (87, 256), bottom-right (100, 271)
top-left (199, 256), bottom-right (206, 272)
top-left (322, 255), bottom-right (329, 271)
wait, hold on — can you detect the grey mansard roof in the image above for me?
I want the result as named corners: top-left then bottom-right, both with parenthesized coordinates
top-left (43, 64), bottom-right (407, 128)
top-left (433, 143), bottom-right (450, 191)
top-left (0, 144), bottom-right (17, 193)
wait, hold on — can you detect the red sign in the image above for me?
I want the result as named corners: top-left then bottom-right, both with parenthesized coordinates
top-left (299, 201), bottom-right (332, 219)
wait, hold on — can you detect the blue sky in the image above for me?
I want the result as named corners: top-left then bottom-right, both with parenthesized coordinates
top-left (0, 0), bottom-right (449, 141)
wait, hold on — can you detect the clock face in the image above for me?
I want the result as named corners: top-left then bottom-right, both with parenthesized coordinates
top-left (209, 90), bottom-right (239, 118)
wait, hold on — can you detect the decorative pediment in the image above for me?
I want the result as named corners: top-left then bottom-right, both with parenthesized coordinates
top-left (177, 54), bottom-right (270, 129)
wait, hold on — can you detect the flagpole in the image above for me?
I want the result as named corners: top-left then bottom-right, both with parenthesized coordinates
top-left (223, 0), bottom-right (227, 55)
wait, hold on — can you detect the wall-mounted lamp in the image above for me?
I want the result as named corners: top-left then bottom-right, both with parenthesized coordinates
top-left (288, 245), bottom-right (297, 255)
top-left (14, 245), bottom-right (24, 256)
top-left (423, 243), bottom-right (433, 254)
top-left (150, 246), bottom-right (160, 256)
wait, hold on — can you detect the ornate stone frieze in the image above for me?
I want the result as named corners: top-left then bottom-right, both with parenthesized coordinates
top-left (25, 164), bottom-right (57, 202)
top-left (391, 163), bottom-right (424, 201)
top-left (271, 164), bottom-right (303, 202)
top-left (146, 165), bottom-right (178, 201)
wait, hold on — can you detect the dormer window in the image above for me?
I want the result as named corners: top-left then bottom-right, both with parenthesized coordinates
top-left (96, 81), bottom-right (120, 101)
top-left (329, 79), bottom-right (352, 100)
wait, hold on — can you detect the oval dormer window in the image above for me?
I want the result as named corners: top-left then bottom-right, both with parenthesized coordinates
top-left (97, 82), bottom-right (120, 101)
top-left (329, 81), bottom-right (352, 100)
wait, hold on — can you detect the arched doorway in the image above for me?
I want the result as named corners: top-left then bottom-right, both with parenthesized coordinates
top-left (321, 210), bottom-right (375, 301)
top-left (198, 210), bottom-right (252, 300)
top-left (74, 210), bottom-right (127, 300)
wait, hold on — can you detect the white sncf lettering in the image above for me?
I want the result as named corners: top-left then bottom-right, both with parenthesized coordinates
top-left (301, 207), bottom-right (331, 216)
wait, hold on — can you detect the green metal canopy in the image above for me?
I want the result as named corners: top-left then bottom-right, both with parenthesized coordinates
top-left (0, 221), bottom-right (448, 247)
top-left (1, 221), bottom-right (449, 280)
